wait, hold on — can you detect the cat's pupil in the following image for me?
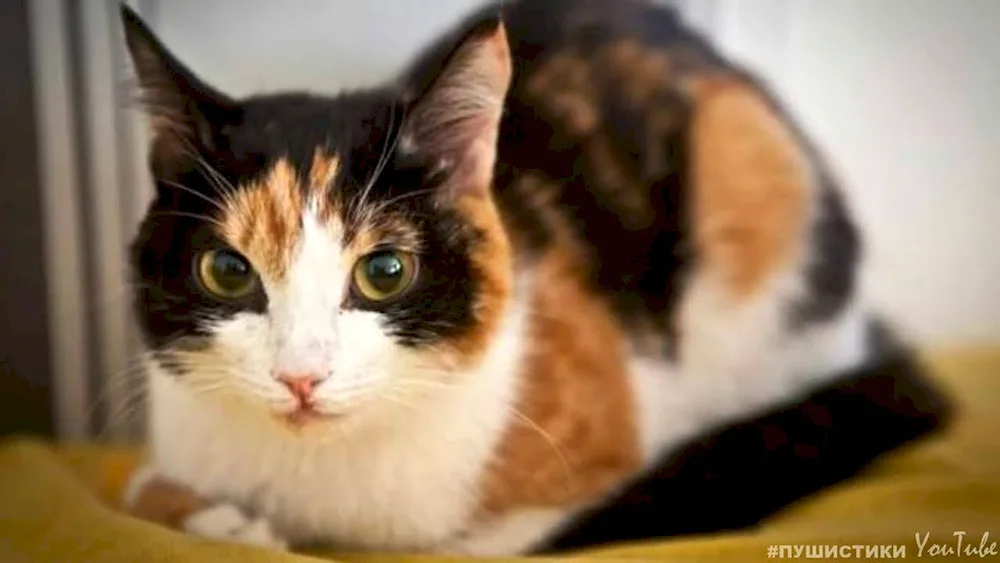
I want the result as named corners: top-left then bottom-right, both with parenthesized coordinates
top-left (213, 251), bottom-right (250, 291)
top-left (365, 252), bottom-right (404, 293)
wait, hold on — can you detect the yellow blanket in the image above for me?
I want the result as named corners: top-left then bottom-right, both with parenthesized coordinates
top-left (1, 347), bottom-right (998, 563)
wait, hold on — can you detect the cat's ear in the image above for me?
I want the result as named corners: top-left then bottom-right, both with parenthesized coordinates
top-left (401, 18), bottom-right (512, 198)
top-left (119, 5), bottom-right (236, 164)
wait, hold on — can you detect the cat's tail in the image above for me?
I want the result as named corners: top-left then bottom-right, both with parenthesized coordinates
top-left (849, 315), bottom-right (956, 446)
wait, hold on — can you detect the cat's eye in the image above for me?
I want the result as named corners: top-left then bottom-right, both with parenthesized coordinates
top-left (195, 249), bottom-right (258, 300)
top-left (352, 250), bottom-right (418, 303)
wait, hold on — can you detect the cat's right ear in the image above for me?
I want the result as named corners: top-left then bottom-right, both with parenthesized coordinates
top-left (119, 4), bottom-right (236, 164)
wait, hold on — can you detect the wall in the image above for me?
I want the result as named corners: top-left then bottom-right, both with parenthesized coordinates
top-left (146, 0), bottom-right (999, 348)
top-left (149, 0), bottom-right (484, 96)
top-left (711, 0), bottom-right (1000, 347)
top-left (0, 0), bottom-right (53, 437)
top-left (797, 0), bottom-right (1000, 348)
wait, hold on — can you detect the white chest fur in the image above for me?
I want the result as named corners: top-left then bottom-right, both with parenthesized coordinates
top-left (147, 297), bottom-right (528, 551)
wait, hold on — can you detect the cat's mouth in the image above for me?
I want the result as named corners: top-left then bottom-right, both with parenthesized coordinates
top-left (278, 405), bottom-right (341, 429)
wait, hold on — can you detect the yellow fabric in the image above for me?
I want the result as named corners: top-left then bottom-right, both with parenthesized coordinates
top-left (1, 347), bottom-right (998, 563)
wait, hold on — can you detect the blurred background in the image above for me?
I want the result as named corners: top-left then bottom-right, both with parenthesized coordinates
top-left (1, 0), bottom-right (997, 442)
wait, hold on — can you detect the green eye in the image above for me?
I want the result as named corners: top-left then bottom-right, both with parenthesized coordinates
top-left (196, 249), bottom-right (257, 299)
top-left (353, 250), bottom-right (417, 302)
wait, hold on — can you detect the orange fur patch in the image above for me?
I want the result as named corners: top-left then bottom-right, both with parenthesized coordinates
top-left (218, 153), bottom-right (340, 281)
top-left (126, 476), bottom-right (211, 529)
top-left (308, 149), bottom-right (341, 214)
top-left (476, 245), bottom-right (640, 516)
top-left (218, 159), bottom-right (303, 281)
top-left (687, 78), bottom-right (811, 297)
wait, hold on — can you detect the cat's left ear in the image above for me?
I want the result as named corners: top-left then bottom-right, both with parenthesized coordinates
top-left (401, 18), bottom-right (512, 198)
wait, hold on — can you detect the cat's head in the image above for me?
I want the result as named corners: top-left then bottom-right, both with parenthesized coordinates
top-left (121, 6), bottom-right (514, 431)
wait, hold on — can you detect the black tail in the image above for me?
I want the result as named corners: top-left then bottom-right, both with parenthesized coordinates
top-left (540, 317), bottom-right (955, 553)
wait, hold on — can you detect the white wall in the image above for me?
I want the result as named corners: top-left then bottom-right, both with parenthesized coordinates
top-left (150, 0), bottom-right (483, 95)
top-left (712, 0), bottom-right (1000, 347)
top-left (147, 0), bottom-right (1000, 348)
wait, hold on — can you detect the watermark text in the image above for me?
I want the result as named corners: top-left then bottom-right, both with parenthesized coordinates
top-left (767, 544), bottom-right (906, 559)
top-left (766, 531), bottom-right (998, 558)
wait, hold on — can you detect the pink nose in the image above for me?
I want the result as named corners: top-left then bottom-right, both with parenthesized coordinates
top-left (276, 373), bottom-right (324, 404)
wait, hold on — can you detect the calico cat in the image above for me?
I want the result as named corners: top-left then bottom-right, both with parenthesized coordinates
top-left (118, 0), bottom-right (952, 556)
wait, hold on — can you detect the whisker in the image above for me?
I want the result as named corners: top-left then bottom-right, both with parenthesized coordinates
top-left (353, 104), bottom-right (408, 224)
top-left (172, 139), bottom-right (240, 204)
top-left (506, 406), bottom-right (575, 492)
top-left (392, 374), bottom-right (577, 494)
top-left (380, 390), bottom-right (421, 414)
top-left (355, 103), bottom-right (399, 214)
top-left (87, 352), bottom-right (158, 420)
top-left (95, 385), bottom-right (152, 440)
top-left (368, 187), bottom-right (437, 217)
top-left (186, 145), bottom-right (239, 200)
top-left (150, 210), bottom-right (225, 228)
top-left (156, 178), bottom-right (227, 212)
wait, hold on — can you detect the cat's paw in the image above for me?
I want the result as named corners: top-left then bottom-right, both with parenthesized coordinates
top-left (182, 503), bottom-right (289, 551)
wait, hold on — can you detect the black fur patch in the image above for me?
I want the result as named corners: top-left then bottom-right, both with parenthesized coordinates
top-left (130, 187), bottom-right (269, 353)
top-left (792, 186), bottom-right (862, 327)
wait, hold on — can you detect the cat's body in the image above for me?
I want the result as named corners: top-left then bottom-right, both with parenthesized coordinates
top-left (120, 0), bottom-right (950, 556)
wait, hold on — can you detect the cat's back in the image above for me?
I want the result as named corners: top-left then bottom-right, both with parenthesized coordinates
top-left (403, 0), bottom-right (857, 347)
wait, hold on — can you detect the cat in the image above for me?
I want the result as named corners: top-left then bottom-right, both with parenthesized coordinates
top-left (118, 0), bottom-right (952, 556)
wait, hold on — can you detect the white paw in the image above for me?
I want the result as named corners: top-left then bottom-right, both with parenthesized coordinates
top-left (182, 503), bottom-right (289, 551)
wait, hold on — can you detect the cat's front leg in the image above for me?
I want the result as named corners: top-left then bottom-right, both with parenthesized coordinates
top-left (122, 465), bottom-right (289, 551)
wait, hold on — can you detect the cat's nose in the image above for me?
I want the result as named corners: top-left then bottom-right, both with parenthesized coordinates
top-left (276, 373), bottom-right (324, 404)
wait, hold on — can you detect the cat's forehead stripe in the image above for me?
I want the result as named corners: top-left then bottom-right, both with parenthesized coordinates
top-left (308, 149), bottom-right (341, 204)
top-left (217, 154), bottom-right (342, 282)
